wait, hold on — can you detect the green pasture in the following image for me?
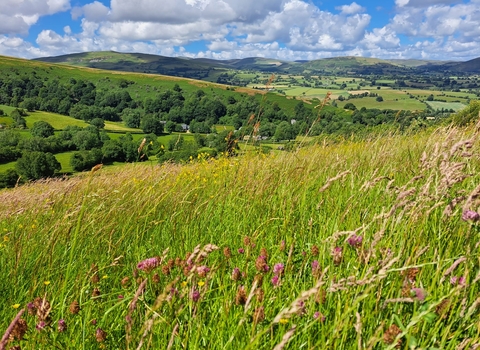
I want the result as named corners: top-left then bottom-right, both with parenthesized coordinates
top-left (426, 101), bottom-right (467, 111)
top-left (25, 112), bottom-right (88, 129)
top-left (337, 96), bottom-right (426, 111)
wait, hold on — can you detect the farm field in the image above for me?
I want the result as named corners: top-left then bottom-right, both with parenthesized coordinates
top-left (426, 101), bottom-right (467, 111)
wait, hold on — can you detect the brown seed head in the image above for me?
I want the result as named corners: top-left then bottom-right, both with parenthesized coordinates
top-left (383, 324), bottom-right (402, 347)
top-left (161, 265), bottom-right (171, 275)
top-left (121, 277), bottom-right (130, 287)
top-left (253, 306), bottom-right (265, 324)
top-left (95, 328), bottom-right (107, 342)
top-left (315, 289), bottom-right (326, 304)
top-left (69, 300), bottom-right (80, 315)
top-left (152, 273), bottom-right (161, 284)
top-left (256, 288), bottom-right (265, 303)
top-left (223, 247), bottom-right (232, 259)
top-left (243, 236), bottom-right (251, 247)
top-left (235, 286), bottom-right (247, 305)
top-left (260, 248), bottom-right (268, 260)
top-left (33, 297), bottom-right (51, 323)
top-left (10, 318), bottom-right (28, 341)
top-left (92, 288), bottom-right (101, 299)
top-left (175, 257), bottom-right (183, 267)
top-left (279, 240), bottom-right (286, 252)
top-left (167, 259), bottom-right (175, 269)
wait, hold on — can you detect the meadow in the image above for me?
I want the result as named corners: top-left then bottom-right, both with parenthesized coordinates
top-left (0, 119), bottom-right (479, 349)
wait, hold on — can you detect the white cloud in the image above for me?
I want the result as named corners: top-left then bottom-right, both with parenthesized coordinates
top-left (395, 0), bottom-right (463, 7)
top-left (335, 2), bottom-right (366, 15)
top-left (72, 1), bottom-right (109, 22)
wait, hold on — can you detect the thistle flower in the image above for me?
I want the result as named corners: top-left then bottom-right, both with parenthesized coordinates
top-left (95, 328), bottom-right (107, 342)
top-left (231, 267), bottom-right (242, 281)
top-left (347, 234), bottom-right (363, 248)
top-left (273, 263), bottom-right (284, 276)
top-left (332, 247), bottom-right (343, 265)
top-left (462, 210), bottom-right (480, 223)
top-left (411, 288), bottom-right (426, 302)
top-left (57, 319), bottom-right (67, 333)
top-left (137, 257), bottom-right (160, 272)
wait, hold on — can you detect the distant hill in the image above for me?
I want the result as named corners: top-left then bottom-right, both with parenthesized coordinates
top-left (33, 51), bottom-right (480, 79)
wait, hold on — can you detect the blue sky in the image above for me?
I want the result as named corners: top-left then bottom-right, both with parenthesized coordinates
top-left (1, 0), bottom-right (479, 61)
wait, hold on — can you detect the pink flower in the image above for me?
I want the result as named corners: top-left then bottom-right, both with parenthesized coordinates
top-left (313, 311), bottom-right (326, 322)
top-left (462, 210), bottom-right (480, 223)
top-left (411, 288), bottom-right (426, 301)
top-left (271, 275), bottom-right (280, 286)
top-left (450, 276), bottom-right (466, 286)
top-left (36, 321), bottom-right (46, 332)
top-left (238, 248), bottom-right (245, 254)
top-left (191, 289), bottom-right (201, 302)
top-left (347, 234), bottom-right (363, 247)
top-left (137, 257), bottom-right (160, 272)
top-left (273, 263), bottom-right (284, 275)
top-left (197, 265), bottom-right (210, 277)
top-left (57, 319), bottom-right (67, 333)
top-left (311, 260), bottom-right (319, 271)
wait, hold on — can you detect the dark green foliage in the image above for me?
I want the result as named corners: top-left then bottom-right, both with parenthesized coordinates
top-left (70, 148), bottom-right (103, 172)
top-left (31, 121), bottom-right (55, 138)
top-left (0, 169), bottom-right (20, 188)
top-left (15, 151), bottom-right (61, 180)
top-left (141, 115), bottom-right (164, 135)
top-left (274, 121), bottom-right (295, 141)
top-left (450, 100), bottom-right (480, 127)
top-left (90, 118), bottom-right (105, 129)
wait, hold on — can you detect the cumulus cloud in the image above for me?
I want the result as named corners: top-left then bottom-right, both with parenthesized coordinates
top-left (72, 1), bottom-right (109, 21)
top-left (335, 2), bottom-right (366, 15)
top-left (0, 0), bottom-right (70, 34)
top-left (395, 0), bottom-right (463, 7)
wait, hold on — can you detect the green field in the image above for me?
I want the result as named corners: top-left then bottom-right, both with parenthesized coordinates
top-left (25, 111), bottom-right (89, 129)
top-left (427, 101), bottom-right (467, 111)
top-left (337, 96), bottom-right (426, 111)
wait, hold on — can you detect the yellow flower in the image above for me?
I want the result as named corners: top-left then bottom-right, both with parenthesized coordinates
top-left (102, 275), bottom-right (108, 279)
top-left (18, 224), bottom-right (23, 229)
top-left (181, 281), bottom-right (188, 287)
top-left (44, 281), bottom-right (51, 286)
top-left (12, 304), bottom-right (21, 309)
top-left (198, 281), bottom-right (205, 287)
top-left (3, 236), bottom-right (9, 242)
top-left (31, 224), bottom-right (36, 229)
top-left (279, 318), bottom-right (289, 324)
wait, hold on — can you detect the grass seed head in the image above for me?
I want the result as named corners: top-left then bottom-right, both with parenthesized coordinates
top-left (69, 300), bottom-right (80, 315)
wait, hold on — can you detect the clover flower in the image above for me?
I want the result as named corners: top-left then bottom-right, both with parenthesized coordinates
top-left (347, 234), bottom-right (363, 247)
top-left (273, 263), bottom-right (284, 275)
top-left (271, 275), bottom-right (280, 287)
top-left (57, 319), bottom-right (67, 333)
top-left (137, 257), bottom-right (161, 272)
top-left (462, 210), bottom-right (480, 223)
top-left (411, 288), bottom-right (426, 301)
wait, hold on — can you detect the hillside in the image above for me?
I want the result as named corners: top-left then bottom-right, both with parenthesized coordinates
top-left (34, 51), bottom-right (480, 77)
top-left (0, 123), bottom-right (479, 348)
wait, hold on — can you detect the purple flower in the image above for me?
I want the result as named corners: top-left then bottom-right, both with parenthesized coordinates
top-left (137, 257), bottom-right (160, 272)
top-left (313, 311), bottom-right (326, 322)
top-left (273, 263), bottom-right (284, 275)
top-left (271, 275), bottom-right (280, 287)
top-left (197, 265), bottom-right (210, 277)
top-left (36, 321), bottom-right (46, 332)
top-left (411, 288), bottom-right (426, 301)
top-left (311, 260), bottom-right (319, 271)
top-left (57, 319), bottom-right (67, 333)
top-left (450, 276), bottom-right (466, 286)
top-left (191, 289), bottom-right (201, 302)
top-left (332, 246), bottom-right (343, 265)
top-left (462, 210), bottom-right (480, 223)
top-left (347, 234), bottom-right (363, 247)
top-left (238, 248), bottom-right (245, 254)
top-left (118, 295), bottom-right (124, 299)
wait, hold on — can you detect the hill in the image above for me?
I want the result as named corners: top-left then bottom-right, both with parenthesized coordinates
top-left (34, 51), bottom-right (480, 77)
top-left (0, 123), bottom-right (479, 348)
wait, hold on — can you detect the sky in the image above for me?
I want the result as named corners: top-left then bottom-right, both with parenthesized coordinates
top-left (1, 0), bottom-right (480, 61)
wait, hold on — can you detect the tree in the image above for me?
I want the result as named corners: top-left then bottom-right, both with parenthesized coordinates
top-left (16, 151), bottom-right (61, 180)
top-left (31, 121), bottom-right (55, 138)
top-left (141, 115), bottom-right (164, 135)
top-left (90, 118), bottom-right (105, 129)
top-left (274, 121), bottom-right (295, 141)
top-left (344, 103), bottom-right (357, 111)
top-left (376, 96), bottom-right (384, 102)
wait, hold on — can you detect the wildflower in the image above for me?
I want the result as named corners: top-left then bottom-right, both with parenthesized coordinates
top-left (181, 281), bottom-right (188, 288)
top-left (450, 276), bottom-right (466, 286)
top-left (69, 300), bottom-right (80, 315)
top-left (279, 240), bottom-right (286, 252)
top-left (44, 281), bottom-right (51, 286)
top-left (95, 328), bottom-right (107, 342)
top-left (411, 288), bottom-right (426, 302)
top-left (235, 286), bottom-right (247, 305)
top-left (347, 234), bottom-right (363, 248)
top-left (260, 248), bottom-right (269, 259)
top-left (11, 318), bottom-right (28, 341)
top-left (12, 304), bottom-right (20, 309)
top-left (243, 236), bottom-right (251, 246)
top-left (271, 275), bottom-right (280, 287)
top-left (256, 288), bottom-right (265, 302)
top-left (253, 306), bottom-right (265, 324)
top-left (191, 289), bottom-right (201, 303)
top-left (161, 265), bottom-right (171, 275)
top-left (152, 273), bottom-right (160, 284)
top-left (462, 210), bottom-right (480, 223)
top-left (137, 257), bottom-right (161, 272)
top-left (118, 295), bottom-right (124, 299)
top-left (33, 297), bottom-right (51, 323)
top-left (273, 263), bottom-right (284, 276)
top-left (383, 324), bottom-right (402, 347)
top-left (238, 248), bottom-right (245, 254)
top-left (91, 319), bottom-right (97, 325)
top-left (231, 267), bottom-right (242, 281)
top-left (255, 255), bottom-right (269, 273)
top-left (27, 302), bottom-right (36, 315)
top-left (311, 260), bottom-right (321, 277)
top-left (36, 321), bottom-right (46, 332)
top-left (332, 247), bottom-right (343, 265)
top-left (197, 266), bottom-right (210, 278)
top-left (279, 318), bottom-right (288, 324)
top-left (223, 247), bottom-right (232, 259)
top-left (313, 312), bottom-right (326, 322)
top-left (198, 281), bottom-right (205, 287)
top-left (311, 245), bottom-right (319, 256)
top-left (57, 319), bottom-right (67, 333)
top-left (121, 277), bottom-right (130, 287)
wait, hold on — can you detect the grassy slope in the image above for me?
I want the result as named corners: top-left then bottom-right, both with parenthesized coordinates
top-left (0, 125), bottom-right (479, 349)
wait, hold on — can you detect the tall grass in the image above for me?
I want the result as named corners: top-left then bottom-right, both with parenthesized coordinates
top-left (0, 123), bottom-right (479, 349)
